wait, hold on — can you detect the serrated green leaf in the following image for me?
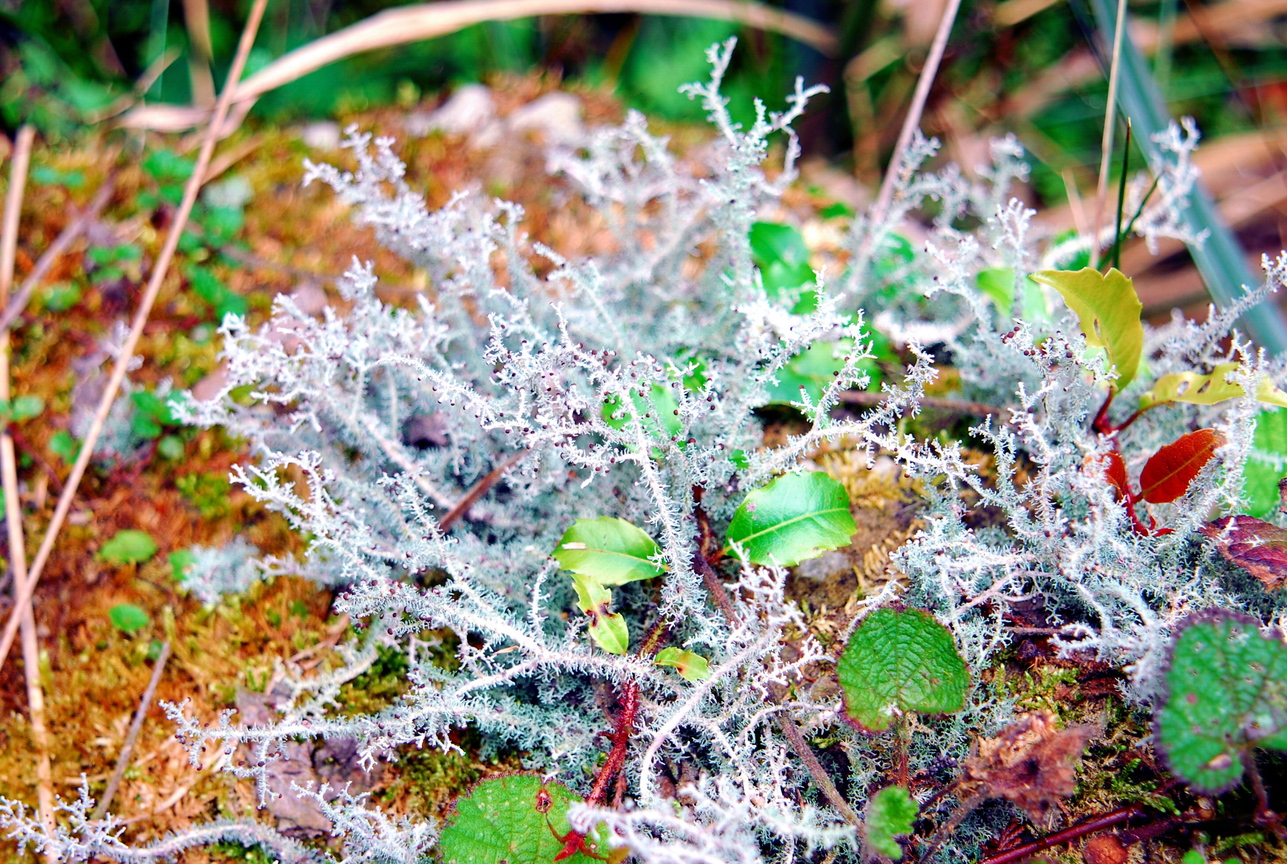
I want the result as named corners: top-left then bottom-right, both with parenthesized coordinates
top-left (97, 529), bottom-right (158, 565)
top-left (108, 603), bottom-right (150, 635)
top-left (1243, 409), bottom-right (1287, 517)
top-left (1155, 610), bottom-right (1287, 793)
top-left (865, 785), bottom-right (917, 860)
top-left (654, 647), bottom-right (710, 681)
top-left (837, 607), bottom-right (968, 733)
top-left (439, 775), bottom-right (603, 864)
top-left (554, 517), bottom-right (665, 586)
top-left (1141, 363), bottom-right (1287, 410)
top-left (1031, 267), bottom-right (1143, 391)
top-left (725, 472), bottom-right (856, 566)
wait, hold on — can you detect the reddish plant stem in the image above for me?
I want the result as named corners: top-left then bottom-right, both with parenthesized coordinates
top-left (1091, 390), bottom-right (1115, 435)
top-left (437, 448), bottom-right (528, 532)
top-left (975, 805), bottom-right (1144, 864)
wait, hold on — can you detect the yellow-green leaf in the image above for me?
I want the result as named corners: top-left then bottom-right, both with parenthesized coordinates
top-left (570, 575), bottom-right (628, 655)
top-left (1140, 363), bottom-right (1287, 410)
top-left (1031, 267), bottom-right (1143, 391)
top-left (654, 647), bottom-right (711, 681)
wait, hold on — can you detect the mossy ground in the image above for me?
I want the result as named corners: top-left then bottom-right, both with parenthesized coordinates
top-left (0, 73), bottom-right (1285, 863)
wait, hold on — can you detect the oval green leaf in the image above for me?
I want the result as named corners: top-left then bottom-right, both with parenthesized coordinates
top-left (97, 529), bottom-right (159, 565)
top-left (108, 603), bottom-right (150, 635)
top-left (1031, 267), bottom-right (1143, 391)
top-left (1140, 362), bottom-right (1287, 410)
top-left (553, 517), bottom-right (665, 586)
top-left (837, 607), bottom-right (968, 733)
top-left (439, 775), bottom-right (604, 864)
top-left (1155, 610), bottom-right (1287, 794)
top-left (725, 472), bottom-right (856, 566)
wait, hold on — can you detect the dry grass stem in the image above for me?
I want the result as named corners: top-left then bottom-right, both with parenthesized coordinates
top-left (0, 0), bottom-right (272, 675)
top-left (92, 641), bottom-right (172, 821)
top-left (0, 124), bottom-right (56, 860)
top-left (0, 175), bottom-right (116, 334)
top-left (119, 0), bottom-right (837, 134)
top-left (869, 0), bottom-right (963, 226)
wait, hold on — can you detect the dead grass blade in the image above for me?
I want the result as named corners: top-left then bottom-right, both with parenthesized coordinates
top-left (0, 0), bottom-right (273, 677)
top-left (0, 124), bottom-right (57, 860)
top-left (119, 0), bottom-right (837, 134)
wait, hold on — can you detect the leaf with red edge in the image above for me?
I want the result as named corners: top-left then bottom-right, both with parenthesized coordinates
top-left (1200, 515), bottom-right (1287, 590)
top-left (1139, 429), bottom-right (1225, 504)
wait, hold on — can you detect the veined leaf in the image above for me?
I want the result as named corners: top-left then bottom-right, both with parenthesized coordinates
top-left (1031, 267), bottom-right (1143, 391)
top-left (553, 517), bottom-right (665, 586)
top-left (864, 785), bottom-right (917, 860)
top-left (1139, 429), bottom-right (1225, 504)
top-left (1200, 515), bottom-right (1287, 590)
top-left (1243, 409), bottom-right (1287, 517)
top-left (1140, 363), bottom-right (1287, 410)
top-left (837, 607), bottom-right (968, 733)
top-left (1155, 610), bottom-right (1287, 793)
top-left (1090, 451), bottom-right (1131, 502)
top-left (440, 775), bottom-right (605, 864)
top-left (654, 647), bottom-right (710, 681)
top-left (725, 472), bottom-right (857, 566)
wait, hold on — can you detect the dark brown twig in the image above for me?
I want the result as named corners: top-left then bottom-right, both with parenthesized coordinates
top-left (93, 641), bottom-right (172, 820)
top-left (436, 449), bottom-right (529, 532)
top-left (0, 176), bottom-right (116, 334)
top-left (974, 805), bottom-right (1145, 864)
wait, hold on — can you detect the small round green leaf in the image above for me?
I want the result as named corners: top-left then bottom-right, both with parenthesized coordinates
top-left (837, 607), bottom-right (968, 733)
top-left (1155, 609), bottom-right (1287, 793)
top-left (108, 603), bottom-right (150, 635)
top-left (725, 472), bottom-right (857, 566)
top-left (439, 775), bottom-right (603, 864)
top-left (97, 529), bottom-right (159, 565)
top-left (865, 785), bottom-right (918, 860)
top-left (553, 517), bottom-right (664, 586)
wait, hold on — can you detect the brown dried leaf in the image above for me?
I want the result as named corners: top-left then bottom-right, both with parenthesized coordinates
top-left (1139, 429), bottom-right (1225, 504)
top-left (1200, 514), bottom-right (1287, 590)
top-left (961, 711), bottom-right (1097, 826)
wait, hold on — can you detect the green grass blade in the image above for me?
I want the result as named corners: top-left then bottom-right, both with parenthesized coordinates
top-left (1086, 0), bottom-right (1287, 355)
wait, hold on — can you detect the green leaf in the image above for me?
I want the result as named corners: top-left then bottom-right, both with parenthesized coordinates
top-left (865, 785), bottom-right (918, 860)
top-left (553, 517), bottom-right (665, 586)
top-left (97, 529), bottom-right (158, 565)
top-left (1243, 410), bottom-right (1287, 518)
top-left (6, 395), bottom-right (43, 422)
top-left (569, 574), bottom-right (629, 655)
top-left (108, 603), bottom-right (150, 635)
top-left (439, 775), bottom-right (604, 864)
top-left (725, 472), bottom-right (856, 566)
top-left (39, 282), bottom-right (82, 312)
top-left (49, 431), bottom-right (79, 464)
top-left (158, 435), bottom-right (185, 461)
top-left (750, 221), bottom-right (816, 312)
top-left (1155, 609), bottom-right (1287, 793)
top-left (976, 267), bottom-right (1016, 311)
top-left (837, 607), bottom-right (969, 733)
top-left (169, 549), bottom-right (197, 582)
top-left (654, 647), bottom-right (710, 681)
top-left (1031, 267), bottom-right (1144, 391)
top-left (1140, 363), bottom-right (1287, 410)
top-left (763, 341), bottom-right (849, 405)
top-left (602, 384), bottom-right (682, 440)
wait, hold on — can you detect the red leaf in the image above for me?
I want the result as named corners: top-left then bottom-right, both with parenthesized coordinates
top-left (1093, 451), bottom-right (1131, 502)
top-left (1201, 515), bottom-right (1287, 590)
top-left (1139, 429), bottom-right (1225, 504)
